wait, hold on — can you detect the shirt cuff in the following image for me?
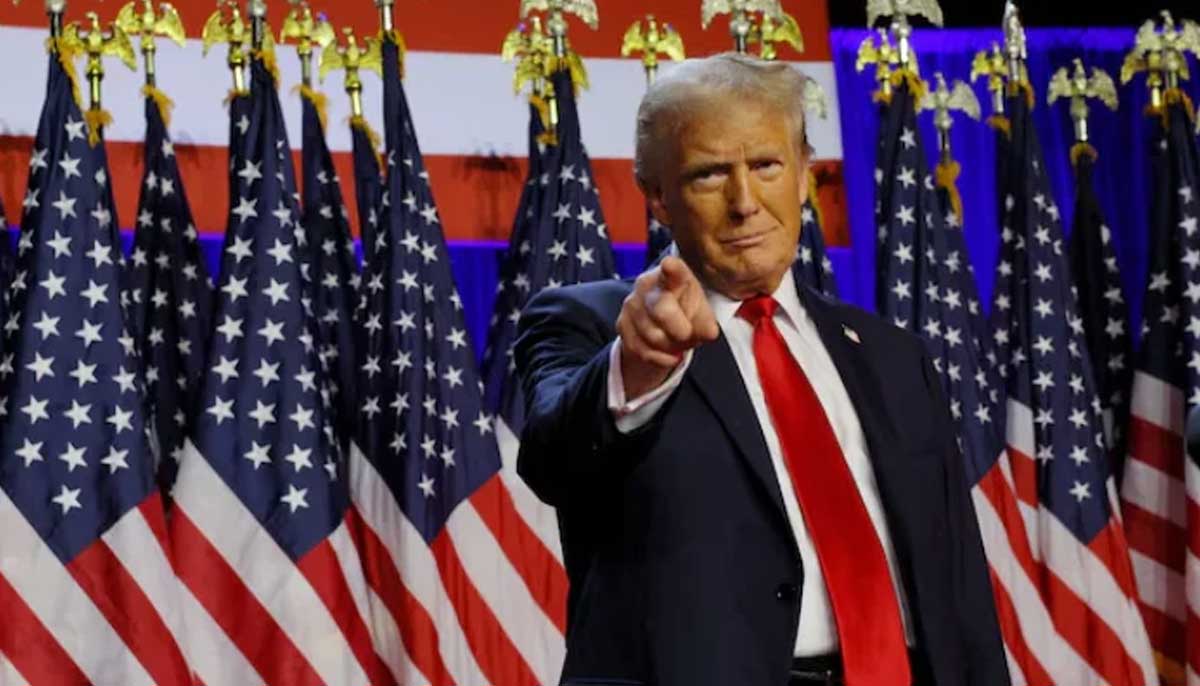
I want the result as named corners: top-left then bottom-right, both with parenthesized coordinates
top-left (607, 337), bottom-right (693, 434)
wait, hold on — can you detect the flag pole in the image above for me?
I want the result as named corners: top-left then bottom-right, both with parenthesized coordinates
top-left (46, 0), bottom-right (65, 39)
top-left (376, 0), bottom-right (394, 35)
top-left (248, 0), bottom-right (266, 51)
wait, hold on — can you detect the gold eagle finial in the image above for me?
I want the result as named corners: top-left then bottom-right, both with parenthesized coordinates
top-left (621, 14), bottom-right (685, 82)
top-left (279, 1), bottom-right (336, 87)
top-left (1049, 59), bottom-right (1118, 145)
top-left (751, 10), bottom-right (803, 61)
top-left (700, 0), bottom-right (782, 54)
top-left (115, 0), bottom-right (185, 86)
top-left (320, 26), bottom-right (382, 118)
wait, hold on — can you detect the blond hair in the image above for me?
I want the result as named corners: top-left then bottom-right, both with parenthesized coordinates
top-left (634, 52), bottom-right (813, 186)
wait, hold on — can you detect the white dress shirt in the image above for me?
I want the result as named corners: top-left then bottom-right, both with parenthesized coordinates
top-left (607, 274), bottom-right (915, 657)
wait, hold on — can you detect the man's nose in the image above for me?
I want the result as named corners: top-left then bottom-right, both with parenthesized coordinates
top-left (726, 166), bottom-right (760, 220)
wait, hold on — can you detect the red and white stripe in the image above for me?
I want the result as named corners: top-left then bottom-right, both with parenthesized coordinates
top-left (973, 397), bottom-right (1157, 686)
top-left (348, 440), bottom-right (567, 686)
top-left (972, 448), bottom-right (1064, 686)
top-left (170, 438), bottom-right (393, 686)
top-left (0, 0), bottom-right (845, 247)
top-left (496, 417), bottom-right (564, 564)
top-left (0, 489), bottom-right (192, 686)
top-left (1121, 370), bottom-right (1200, 685)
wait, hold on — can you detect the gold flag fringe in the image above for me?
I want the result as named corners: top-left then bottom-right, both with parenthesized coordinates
top-left (1069, 142), bottom-right (1098, 168)
top-left (530, 93), bottom-right (558, 147)
top-left (872, 69), bottom-right (926, 106)
top-left (890, 69), bottom-right (927, 104)
top-left (142, 85), bottom-right (175, 129)
top-left (935, 160), bottom-right (964, 227)
top-left (986, 114), bottom-right (1011, 139)
top-left (84, 109), bottom-right (113, 147)
top-left (1148, 88), bottom-right (1197, 130)
top-left (383, 29), bottom-right (408, 79)
top-left (48, 37), bottom-right (85, 114)
top-left (1006, 79), bottom-right (1036, 110)
top-left (296, 84), bottom-right (328, 130)
top-left (350, 115), bottom-right (383, 168)
top-left (254, 48), bottom-right (282, 87)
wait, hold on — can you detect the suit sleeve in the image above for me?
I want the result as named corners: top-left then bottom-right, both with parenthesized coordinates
top-left (921, 353), bottom-right (1011, 686)
top-left (513, 287), bottom-right (663, 507)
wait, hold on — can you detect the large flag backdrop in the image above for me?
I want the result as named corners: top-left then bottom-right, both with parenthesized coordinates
top-left (0, 0), bottom-right (846, 254)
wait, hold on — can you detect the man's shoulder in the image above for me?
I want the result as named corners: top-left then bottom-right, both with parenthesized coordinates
top-left (523, 277), bottom-right (635, 323)
top-left (516, 275), bottom-right (638, 340)
top-left (801, 287), bottom-right (928, 361)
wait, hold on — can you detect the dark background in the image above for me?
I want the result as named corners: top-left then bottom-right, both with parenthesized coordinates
top-left (828, 2), bottom-right (1198, 28)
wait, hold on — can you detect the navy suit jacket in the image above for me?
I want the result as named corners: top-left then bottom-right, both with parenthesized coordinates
top-left (514, 272), bottom-right (1009, 686)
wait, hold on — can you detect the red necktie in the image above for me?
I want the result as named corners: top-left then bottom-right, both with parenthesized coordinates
top-left (737, 295), bottom-right (911, 686)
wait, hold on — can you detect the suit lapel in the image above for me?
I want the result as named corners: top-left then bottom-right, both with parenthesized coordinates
top-left (683, 277), bottom-right (910, 541)
top-left (797, 286), bottom-right (903, 484)
top-left (687, 335), bottom-right (791, 529)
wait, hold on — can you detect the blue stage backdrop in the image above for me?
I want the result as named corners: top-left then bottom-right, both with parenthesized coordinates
top-left (834, 27), bottom-right (1200, 339)
top-left (3, 28), bottom-right (1198, 361)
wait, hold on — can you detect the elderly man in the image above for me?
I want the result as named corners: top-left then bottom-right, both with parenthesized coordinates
top-left (514, 53), bottom-right (1007, 686)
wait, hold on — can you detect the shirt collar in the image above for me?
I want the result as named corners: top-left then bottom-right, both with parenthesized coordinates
top-left (706, 268), bottom-right (809, 331)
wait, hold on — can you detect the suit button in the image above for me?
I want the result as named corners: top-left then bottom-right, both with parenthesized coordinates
top-left (775, 583), bottom-right (798, 601)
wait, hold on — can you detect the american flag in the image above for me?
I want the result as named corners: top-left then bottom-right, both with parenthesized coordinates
top-left (1068, 146), bottom-right (1131, 481)
top-left (350, 117), bottom-right (383, 269)
top-left (0, 49), bottom-right (191, 685)
top-left (795, 191), bottom-right (838, 297)
top-left (935, 179), bottom-right (997, 385)
top-left (987, 88), bottom-right (1155, 686)
top-left (347, 36), bottom-right (567, 686)
top-left (874, 79), bottom-right (1002, 447)
top-left (874, 79), bottom-right (1055, 685)
top-left (482, 102), bottom-right (550, 432)
top-left (1119, 94), bottom-right (1200, 686)
top-left (127, 88), bottom-right (214, 496)
top-left (298, 88), bottom-right (361, 442)
top-left (167, 56), bottom-right (393, 686)
top-left (646, 211), bottom-right (671, 266)
top-left (873, 80), bottom-right (934, 326)
top-left (517, 71), bottom-right (615, 290)
top-left (483, 71), bottom-right (613, 474)
top-left (0, 192), bottom-right (12, 337)
top-left (479, 75), bottom-right (608, 667)
top-left (478, 73), bottom-right (607, 682)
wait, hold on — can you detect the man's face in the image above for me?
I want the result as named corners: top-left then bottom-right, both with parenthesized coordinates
top-left (646, 99), bottom-right (807, 300)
